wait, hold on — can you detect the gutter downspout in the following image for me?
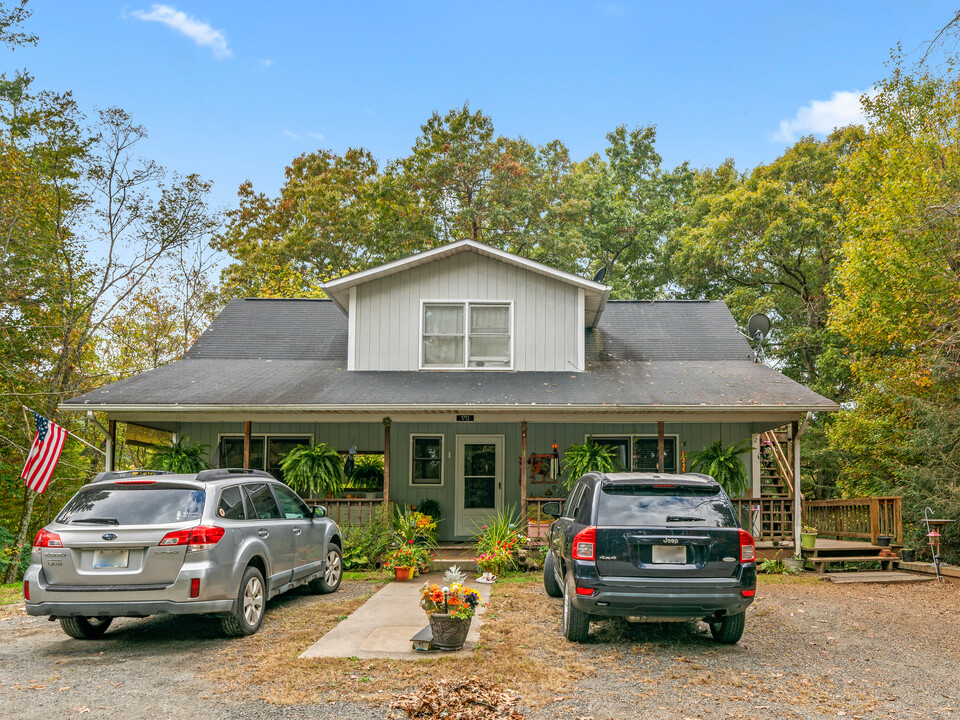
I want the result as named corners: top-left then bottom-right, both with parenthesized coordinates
top-left (793, 411), bottom-right (814, 551)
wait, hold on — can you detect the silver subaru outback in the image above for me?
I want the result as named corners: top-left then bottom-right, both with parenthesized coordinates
top-left (23, 468), bottom-right (343, 639)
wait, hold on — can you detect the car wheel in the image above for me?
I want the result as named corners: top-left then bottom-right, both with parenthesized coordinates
top-left (59, 616), bottom-right (112, 640)
top-left (221, 566), bottom-right (266, 637)
top-left (543, 551), bottom-right (562, 598)
top-left (309, 545), bottom-right (342, 594)
top-left (709, 612), bottom-right (746, 644)
top-left (561, 574), bottom-right (590, 642)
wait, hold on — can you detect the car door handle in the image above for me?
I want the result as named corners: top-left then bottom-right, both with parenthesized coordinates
top-left (258, 529), bottom-right (269, 538)
top-left (292, 527), bottom-right (302, 535)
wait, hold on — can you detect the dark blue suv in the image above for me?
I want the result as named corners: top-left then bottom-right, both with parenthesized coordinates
top-left (541, 472), bottom-right (756, 643)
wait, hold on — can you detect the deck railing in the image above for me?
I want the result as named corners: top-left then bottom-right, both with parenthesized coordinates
top-left (305, 498), bottom-right (386, 527)
top-left (731, 497), bottom-right (795, 540)
top-left (802, 496), bottom-right (903, 545)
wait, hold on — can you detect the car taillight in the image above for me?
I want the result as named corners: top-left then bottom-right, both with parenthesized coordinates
top-left (159, 526), bottom-right (225, 552)
top-left (189, 578), bottom-right (200, 598)
top-left (23, 581), bottom-right (29, 601)
top-left (572, 526), bottom-right (596, 561)
top-left (114, 480), bottom-right (156, 485)
top-left (33, 529), bottom-right (62, 548)
top-left (739, 529), bottom-right (756, 563)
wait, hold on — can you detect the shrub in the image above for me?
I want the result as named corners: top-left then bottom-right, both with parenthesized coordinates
top-left (561, 442), bottom-right (617, 489)
top-left (690, 439), bottom-right (752, 498)
top-left (147, 437), bottom-right (211, 474)
top-left (339, 504), bottom-right (393, 569)
top-left (279, 443), bottom-right (344, 497)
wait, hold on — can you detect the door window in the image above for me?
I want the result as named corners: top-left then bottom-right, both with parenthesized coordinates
top-left (243, 483), bottom-right (282, 519)
top-left (217, 486), bottom-right (246, 520)
top-left (272, 484), bottom-right (311, 519)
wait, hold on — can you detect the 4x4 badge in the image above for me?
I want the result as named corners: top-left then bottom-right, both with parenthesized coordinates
top-left (102, 533), bottom-right (117, 541)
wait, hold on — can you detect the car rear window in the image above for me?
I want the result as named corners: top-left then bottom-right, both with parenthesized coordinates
top-left (598, 484), bottom-right (737, 527)
top-left (56, 486), bottom-right (206, 525)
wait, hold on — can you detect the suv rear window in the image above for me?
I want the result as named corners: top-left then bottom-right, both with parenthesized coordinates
top-left (597, 484), bottom-right (737, 527)
top-left (56, 486), bottom-right (206, 525)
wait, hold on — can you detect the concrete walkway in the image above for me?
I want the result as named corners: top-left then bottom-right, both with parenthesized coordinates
top-left (299, 572), bottom-right (493, 660)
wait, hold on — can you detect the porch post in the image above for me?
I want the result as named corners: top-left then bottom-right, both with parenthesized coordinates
top-left (243, 421), bottom-right (252, 469)
top-left (105, 419), bottom-right (116, 472)
top-left (382, 417), bottom-right (391, 507)
top-left (792, 420), bottom-right (801, 551)
top-left (520, 421), bottom-right (528, 518)
top-left (657, 421), bottom-right (665, 473)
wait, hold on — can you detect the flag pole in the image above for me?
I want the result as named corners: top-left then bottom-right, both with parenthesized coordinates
top-left (21, 405), bottom-right (106, 457)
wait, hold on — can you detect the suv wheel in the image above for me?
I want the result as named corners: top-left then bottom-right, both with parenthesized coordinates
top-left (221, 566), bottom-right (265, 637)
top-left (543, 552), bottom-right (562, 598)
top-left (309, 545), bottom-right (342, 594)
top-left (562, 574), bottom-right (591, 642)
top-left (59, 616), bottom-right (112, 640)
top-left (709, 612), bottom-right (746, 644)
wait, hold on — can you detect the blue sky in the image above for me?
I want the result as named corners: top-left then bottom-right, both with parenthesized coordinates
top-left (3, 2), bottom-right (951, 212)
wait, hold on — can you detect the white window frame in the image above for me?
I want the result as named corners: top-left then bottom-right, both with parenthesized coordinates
top-left (586, 433), bottom-right (681, 473)
top-left (409, 433), bottom-right (445, 487)
top-left (217, 433), bottom-right (314, 472)
top-left (418, 299), bottom-right (515, 371)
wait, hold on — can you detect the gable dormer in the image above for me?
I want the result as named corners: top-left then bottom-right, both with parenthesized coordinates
top-left (323, 240), bottom-right (610, 372)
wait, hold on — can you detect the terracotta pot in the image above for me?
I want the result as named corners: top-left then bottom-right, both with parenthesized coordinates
top-left (428, 613), bottom-right (471, 651)
top-left (394, 566), bottom-right (414, 582)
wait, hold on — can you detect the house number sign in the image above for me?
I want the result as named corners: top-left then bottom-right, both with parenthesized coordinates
top-left (456, 415), bottom-right (475, 422)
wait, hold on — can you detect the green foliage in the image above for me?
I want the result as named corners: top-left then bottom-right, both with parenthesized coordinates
top-left (473, 506), bottom-right (527, 574)
top-left (561, 442), bottom-right (617, 489)
top-left (0, 525), bottom-right (30, 581)
top-left (417, 497), bottom-right (441, 520)
top-left (339, 505), bottom-right (393, 570)
top-left (392, 505), bottom-right (437, 546)
top-left (278, 443), bottom-right (344, 497)
top-left (346, 454), bottom-right (384, 490)
top-left (690, 439), bottom-right (752, 498)
top-left (146, 437), bottom-right (211, 474)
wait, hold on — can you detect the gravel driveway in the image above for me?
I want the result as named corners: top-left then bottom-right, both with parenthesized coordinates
top-left (1, 576), bottom-right (957, 720)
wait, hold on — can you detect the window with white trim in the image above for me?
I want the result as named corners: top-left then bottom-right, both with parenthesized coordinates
top-left (422, 302), bottom-right (511, 369)
top-left (410, 435), bottom-right (444, 485)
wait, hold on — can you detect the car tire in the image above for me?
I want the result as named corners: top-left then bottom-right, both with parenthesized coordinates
top-left (59, 616), bottom-right (112, 640)
top-left (309, 545), bottom-right (342, 594)
top-left (543, 551), bottom-right (563, 598)
top-left (562, 574), bottom-right (591, 642)
top-left (709, 612), bottom-right (746, 644)
top-left (221, 566), bottom-right (266, 637)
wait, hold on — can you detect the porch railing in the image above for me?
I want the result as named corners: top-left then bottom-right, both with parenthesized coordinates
top-left (731, 497), bottom-right (795, 540)
top-left (305, 498), bottom-right (386, 527)
top-left (802, 496), bottom-right (903, 545)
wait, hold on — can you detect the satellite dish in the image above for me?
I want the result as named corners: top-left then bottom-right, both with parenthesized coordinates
top-left (593, 267), bottom-right (607, 283)
top-left (747, 313), bottom-right (771, 341)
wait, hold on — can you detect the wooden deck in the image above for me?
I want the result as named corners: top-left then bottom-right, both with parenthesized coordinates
top-left (801, 538), bottom-right (899, 573)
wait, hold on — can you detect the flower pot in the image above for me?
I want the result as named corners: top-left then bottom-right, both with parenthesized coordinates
top-left (394, 566), bottom-right (414, 582)
top-left (800, 532), bottom-right (817, 551)
top-left (900, 548), bottom-right (916, 562)
top-left (428, 613), bottom-right (472, 651)
top-left (876, 535), bottom-right (892, 547)
top-left (784, 557), bottom-right (805, 572)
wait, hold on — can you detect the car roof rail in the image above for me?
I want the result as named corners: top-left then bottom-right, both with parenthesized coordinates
top-left (91, 469), bottom-right (174, 483)
top-left (195, 468), bottom-right (277, 483)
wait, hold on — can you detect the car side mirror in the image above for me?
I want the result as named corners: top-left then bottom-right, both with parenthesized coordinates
top-left (313, 505), bottom-right (327, 519)
top-left (541, 501), bottom-right (561, 517)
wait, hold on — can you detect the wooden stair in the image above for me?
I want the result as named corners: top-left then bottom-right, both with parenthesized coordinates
top-left (430, 543), bottom-right (478, 573)
top-left (802, 539), bottom-right (898, 573)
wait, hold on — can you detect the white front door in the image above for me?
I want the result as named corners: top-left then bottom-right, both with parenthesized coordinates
top-left (454, 435), bottom-right (504, 537)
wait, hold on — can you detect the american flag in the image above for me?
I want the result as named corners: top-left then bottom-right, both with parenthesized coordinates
top-left (21, 413), bottom-right (67, 494)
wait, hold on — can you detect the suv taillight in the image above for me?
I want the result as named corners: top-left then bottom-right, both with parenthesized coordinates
top-left (33, 529), bottom-right (62, 548)
top-left (739, 529), bottom-right (756, 563)
top-left (572, 526), bottom-right (597, 561)
top-left (160, 526), bottom-right (225, 552)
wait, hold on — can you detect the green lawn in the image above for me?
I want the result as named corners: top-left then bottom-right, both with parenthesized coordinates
top-left (0, 582), bottom-right (23, 605)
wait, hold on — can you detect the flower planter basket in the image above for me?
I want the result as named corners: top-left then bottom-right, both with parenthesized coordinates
top-left (428, 613), bottom-right (471, 651)
top-left (800, 532), bottom-right (817, 551)
top-left (394, 566), bottom-right (415, 582)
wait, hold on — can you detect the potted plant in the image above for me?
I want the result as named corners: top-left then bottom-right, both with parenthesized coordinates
top-left (689, 439), bottom-right (752, 498)
top-left (900, 547), bottom-right (916, 562)
top-left (800, 524), bottom-right (818, 551)
top-left (419, 579), bottom-right (484, 651)
top-left (147, 437), bottom-right (211, 473)
top-left (384, 545), bottom-right (430, 581)
top-left (783, 554), bottom-right (805, 572)
top-left (561, 442), bottom-right (617, 489)
top-left (279, 443), bottom-right (344, 498)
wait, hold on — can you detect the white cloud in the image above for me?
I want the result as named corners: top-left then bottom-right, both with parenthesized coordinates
top-left (284, 130), bottom-right (325, 141)
top-left (305, 132), bottom-right (325, 140)
top-left (283, 130), bottom-right (301, 140)
top-left (770, 89), bottom-right (875, 143)
top-left (258, 58), bottom-right (274, 68)
top-left (132, 4), bottom-right (232, 60)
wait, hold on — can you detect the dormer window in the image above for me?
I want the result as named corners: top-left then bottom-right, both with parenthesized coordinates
top-left (421, 301), bottom-right (512, 369)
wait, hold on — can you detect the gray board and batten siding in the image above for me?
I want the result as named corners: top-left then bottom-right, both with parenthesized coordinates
top-left (177, 420), bottom-right (754, 541)
top-left (353, 251), bottom-right (582, 372)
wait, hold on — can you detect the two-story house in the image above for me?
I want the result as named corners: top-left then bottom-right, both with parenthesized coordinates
top-left (61, 240), bottom-right (837, 543)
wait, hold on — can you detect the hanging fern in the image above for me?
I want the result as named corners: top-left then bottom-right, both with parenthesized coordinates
top-left (279, 443), bottom-right (344, 497)
top-left (561, 442), bottom-right (618, 489)
top-left (146, 437), bottom-right (212, 474)
top-left (689, 439), bottom-right (752, 498)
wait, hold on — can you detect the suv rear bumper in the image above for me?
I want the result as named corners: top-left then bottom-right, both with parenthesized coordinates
top-left (571, 585), bottom-right (753, 620)
top-left (25, 599), bottom-right (234, 617)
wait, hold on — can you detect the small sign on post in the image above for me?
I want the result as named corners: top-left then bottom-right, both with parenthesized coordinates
top-left (456, 414), bottom-right (474, 422)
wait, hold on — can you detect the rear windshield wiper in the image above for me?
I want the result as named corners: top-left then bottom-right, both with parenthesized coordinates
top-left (666, 516), bottom-right (702, 522)
top-left (68, 518), bottom-right (120, 525)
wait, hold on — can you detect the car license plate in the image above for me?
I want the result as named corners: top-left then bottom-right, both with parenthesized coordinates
top-left (651, 545), bottom-right (686, 564)
top-left (92, 549), bottom-right (129, 569)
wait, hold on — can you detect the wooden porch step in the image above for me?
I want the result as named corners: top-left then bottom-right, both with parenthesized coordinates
top-left (824, 571), bottom-right (935, 584)
top-left (808, 555), bottom-right (896, 573)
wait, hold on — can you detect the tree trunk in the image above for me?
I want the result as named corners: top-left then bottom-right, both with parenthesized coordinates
top-left (4, 488), bottom-right (38, 583)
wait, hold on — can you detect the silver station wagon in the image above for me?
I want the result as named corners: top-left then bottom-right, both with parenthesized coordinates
top-left (23, 468), bottom-right (343, 639)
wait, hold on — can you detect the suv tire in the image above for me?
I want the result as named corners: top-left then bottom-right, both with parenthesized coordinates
top-left (709, 612), bottom-right (745, 644)
top-left (309, 545), bottom-right (342, 594)
top-left (562, 574), bottom-right (591, 642)
top-left (543, 552), bottom-right (563, 598)
top-left (221, 566), bottom-right (266, 637)
top-left (60, 616), bottom-right (112, 640)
